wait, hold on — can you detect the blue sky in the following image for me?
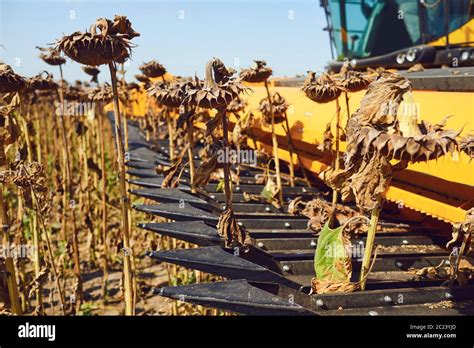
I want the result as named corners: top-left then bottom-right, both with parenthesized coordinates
top-left (0, 0), bottom-right (332, 82)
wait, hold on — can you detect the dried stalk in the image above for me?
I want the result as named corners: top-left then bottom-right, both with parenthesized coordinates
top-left (359, 202), bottom-right (381, 290)
top-left (332, 98), bottom-right (341, 205)
top-left (165, 108), bottom-right (175, 161)
top-left (108, 62), bottom-right (134, 315)
top-left (56, 69), bottom-right (83, 312)
top-left (220, 108), bottom-right (233, 210)
top-left (97, 107), bottom-right (109, 300)
top-left (185, 112), bottom-right (196, 193)
top-left (0, 118), bottom-right (21, 314)
top-left (30, 189), bottom-right (66, 314)
top-left (263, 80), bottom-right (283, 205)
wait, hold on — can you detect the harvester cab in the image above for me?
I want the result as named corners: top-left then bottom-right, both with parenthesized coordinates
top-left (321, 0), bottom-right (474, 71)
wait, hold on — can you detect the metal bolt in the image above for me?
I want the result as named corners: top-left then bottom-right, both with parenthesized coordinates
top-left (284, 222), bottom-right (291, 228)
top-left (302, 188), bottom-right (307, 193)
top-left (282, 265), bottom-right (290, 272)
top-left (445, 260), bottom-right (451, 265)
top-left (402, 239), bottom-right (409, 245)
top-left (396, 262), bottom-right (403, 268)
top-left (265, 207), bottom-right (271, 212)
top-left (310, 240), bottom-right (317, 247)
top-left (368, 311), bottom-right (379, 316)
top-left (315, 299), bottom-right (324, 307)
top-left (221, 204), bottom-right (226, 209)
top-left (210, 195), bottom-right (215, 199)
top-left (235, 186), bottom-right (241, 191)
top-left (358, 241), bottom-right (364, 245)
top-left (185, 169), bottom-right (189, 174)
top-left (383, 295), bottom-right (392, 303)
top-left (445, 292), bottom-right (453, 299)
top-left (237, 222), bottom-right (243, 227)
top-left (257, 242), bottom-right (264, 248)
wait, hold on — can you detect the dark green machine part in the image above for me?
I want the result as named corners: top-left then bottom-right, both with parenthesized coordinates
top-left (321, 0), bottom-right (474, 71)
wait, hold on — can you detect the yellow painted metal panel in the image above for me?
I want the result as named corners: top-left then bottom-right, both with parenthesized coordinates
top-left (428, 19), bottom-right (474, 47)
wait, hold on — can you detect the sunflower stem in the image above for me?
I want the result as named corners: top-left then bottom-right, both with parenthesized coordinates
top-left (220, 108), bottom-right (233, 210)
top-left (264, 80), bottom-right (283, 205)
top-left (97, 105), bottom-right (109, 301)
top-left (165, 108), bottom-right (175, 161)
top-left (282, 113), bottom-right (295, 187)
top-left (57, 65), bottom-right (83, 313)
top-left (185, 110), bottom-right (196, 193)
top-left (359, 202), bottom-right (381, 290)
top-left (332, 98), bottom-right (341, 206)
top-left (31, 189), bottom-right (66, 315)
top-left (108, 62), bottom-right (134, 316)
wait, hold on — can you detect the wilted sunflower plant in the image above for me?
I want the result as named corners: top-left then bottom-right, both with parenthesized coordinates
top-left (323, 72), bottom-right (460, 290)
top-left (186, 58), bottom-right (252, 249)
top-left (86, 83), bottom-right (114, 299)
top-left (240, 60), bottom-right (287, 204)
top-left (147, 74), bottom-right (184, 164)
top-left (302, 71), bottom-right (346, 205)
top-left (55, 14), bottom-right (140, 315)
top-left (138, 60), bottom-right (167, 144)
top-left (0, 64), bottom-right (28, 314)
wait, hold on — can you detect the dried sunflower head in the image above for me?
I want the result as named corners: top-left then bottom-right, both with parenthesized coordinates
top-left (347, 123), bottom-right (460, 164)
top-left (226, 95), bottom-right (247, 114)
top-left (459, 134), bottom-right (474, 160)
top-left (338, 62), bottom-right (371, 93)
top-left (240, 60), bottom-right (273, 83)
top-left (87, 83), bottom-right (113, 102)
top-left (37, 46), bottom-right (66, 66)
top-left (82, 66), bottom-right (100, 83)
top-left (92, 15), bottom-right (140, 39)
top-left (28, 71), bottom-right (58, 91)
top-left (302, 72), bottom-right (342, 104)
top-left (139, 60), bottom-right (166, 78)
top-left (135, 74), bottom-right (150, 84)
top-left (55, 15), bottom-right (139, 66)
top-left (348, 71), bottom-right (412, 130)
top-left (259, 91), bottom-right (288, 125)
top-left (126, 82), bottom-right (140, 91)
top-left (185, 58), bottom-right (249, 110)
top-left (0, 63), bottom-right (28, 94)
top-left (345, 73), bottom-right (459, 164)
top-left (147, 78), bottom-right (186, 108)
top-left (60, 81), bottom-right (82, 101)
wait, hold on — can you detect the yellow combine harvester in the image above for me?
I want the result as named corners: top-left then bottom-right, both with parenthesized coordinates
top-left (132, 0), bottom-right (473, 224)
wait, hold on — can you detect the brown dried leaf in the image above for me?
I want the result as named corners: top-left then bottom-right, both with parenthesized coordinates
top-left (217, 208), bottom-right (252, 249)
top-left (161, 144), bottom-right (189, 188)
top-left (446, 208), bottom-right (473, 254)
top-left (311, 278), bottom-right (360, 294)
